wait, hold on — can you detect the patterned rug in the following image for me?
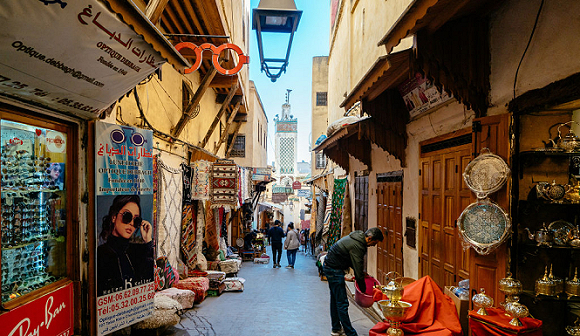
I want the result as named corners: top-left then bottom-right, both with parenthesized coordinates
top-left (182, 163), bottom-right (192, 204)
top-left (204, 201), bottom-right (220, 252)
top-left (181, 202), bottom-right (197, 269)
top-left (342, 184), bottom-right (352, 237)
top-left (157, 159), bottom-right (183, 269)
top-left (327, 178), bottom-right (347, 248)
top-left (210, 160), bottom-right (239, 209)
top-left (192, 160), bottom-right (211, 200)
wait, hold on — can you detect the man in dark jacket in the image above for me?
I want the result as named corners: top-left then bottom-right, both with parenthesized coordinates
top-left (267, 220), bottom-right (285, 268)
top-left (323, 228), bottom-right (384, 336)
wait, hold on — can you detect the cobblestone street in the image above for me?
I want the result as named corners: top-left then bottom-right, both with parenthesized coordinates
top-left (163, 247), bottom-right (376, 336)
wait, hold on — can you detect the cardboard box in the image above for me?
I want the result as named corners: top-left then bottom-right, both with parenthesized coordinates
top-left (444, 286), bottom-right (469, 334)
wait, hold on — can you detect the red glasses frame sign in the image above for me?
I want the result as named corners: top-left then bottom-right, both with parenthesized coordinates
top-left (175, 42), bottom-right (249, 75)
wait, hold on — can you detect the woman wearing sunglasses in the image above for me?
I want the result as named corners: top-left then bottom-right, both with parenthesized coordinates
top-left (97, 195), bottom-right (154, 296)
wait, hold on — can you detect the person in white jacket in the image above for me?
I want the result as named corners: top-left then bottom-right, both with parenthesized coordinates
top-left (284, 222), bottom-right (300, 268)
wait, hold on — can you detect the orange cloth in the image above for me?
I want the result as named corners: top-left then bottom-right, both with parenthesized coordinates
top-left (369, 276), bottom-right (463, 336)
top-left (468, 308), bottom-right (542, 336)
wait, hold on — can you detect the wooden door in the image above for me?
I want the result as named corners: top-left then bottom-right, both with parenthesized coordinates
top-left (420, 130), bottom-right (472, 288)
top-left (355, 175), bottom-right (369, 232)
top-left (377, 172), bottom-right (403, 282)
top-left (469, 114), bottom-right (510, 303)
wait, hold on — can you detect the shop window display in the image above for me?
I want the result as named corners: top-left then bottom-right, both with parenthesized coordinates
top-left (0, 120), bottom-right (67, 305)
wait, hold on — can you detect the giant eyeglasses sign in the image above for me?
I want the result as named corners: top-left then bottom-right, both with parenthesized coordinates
top-left (174, 42), bottom-right (249, 75)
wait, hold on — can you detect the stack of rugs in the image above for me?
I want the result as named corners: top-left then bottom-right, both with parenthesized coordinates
top-left (156, 287), bottom-right (196, 309)
top-left (206, 270), bottom-right (226, 296)
top-left (219, 259), bottom-right (241, 274)
top-left (174, 276), bottom-right (210, 304)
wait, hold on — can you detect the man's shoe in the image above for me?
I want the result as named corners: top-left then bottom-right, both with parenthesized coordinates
top-left (330, 330), bottom-right (346, 336)
top-left (285, 265), bottom-right (292, 269)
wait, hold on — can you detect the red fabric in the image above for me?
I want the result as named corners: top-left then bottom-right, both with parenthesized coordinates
top-left (174, 277), bottom-right (210, 304)
top-left (469, 308), bottom-right (542, 336)
top-left (369, 276), bottom-right (463, 336)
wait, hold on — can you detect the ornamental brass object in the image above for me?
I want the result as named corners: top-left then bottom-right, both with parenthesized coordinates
top-left (535, 266), bottom-right (556, 297)
top-left (498, 272), bottom-right (522, 309)
top-left (380, 271), bottom-right (404, 305)
top-left (548, 265), bottom-right (564, 294)
top-left (524, 223), bottom-right (553, 247)
top-left (458, 198), bottom-right (511, 255)
top-left (566, 268), bottom-right (580, 299)
top-left (378, 300), bottom-right (412, 336)
top-left (557, 121), bottom-right (580, 152)
top-left (463, 149), bottom-right (510, 199)
top-left (549, 220), bottom-right (574, 246)
top-left (472, 288), bottom-right (494, 315)
top-left (505, 302), bottom-right (529, 327)
top-left (569, 225), bottom-right (580, 247)
top-left (566, 318), bottom-right (580, 336)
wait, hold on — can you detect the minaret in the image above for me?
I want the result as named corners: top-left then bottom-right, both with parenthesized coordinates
top-left (274, 89), bottom-right (298, 190)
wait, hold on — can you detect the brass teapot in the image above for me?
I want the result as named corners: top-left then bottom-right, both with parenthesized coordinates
top-left (558, 121), bottom-right (580, 152)
top-left (537, 180), bottom-right (572, 202)
top-left (569, 225), bottom-right (580, 247)
top-left (524, 223), bottom-right (553, 247)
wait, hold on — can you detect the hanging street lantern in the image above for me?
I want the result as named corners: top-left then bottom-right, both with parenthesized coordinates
top-left (252, 0), bottom-right (302, 82)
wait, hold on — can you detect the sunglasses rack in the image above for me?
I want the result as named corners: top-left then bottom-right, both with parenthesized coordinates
top-left (0, 146), bottom-right (65, 304)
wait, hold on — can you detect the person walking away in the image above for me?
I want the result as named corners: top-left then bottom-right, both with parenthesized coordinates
top-left (323, 228), bottom-right (384, 336)
top-left (284, 222), bottom-right (300, 268)
top-left (267, 220), bottom-right (285, 268)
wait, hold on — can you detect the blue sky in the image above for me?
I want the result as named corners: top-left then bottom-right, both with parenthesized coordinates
top-left (249, 0), bottom-right (330, 165)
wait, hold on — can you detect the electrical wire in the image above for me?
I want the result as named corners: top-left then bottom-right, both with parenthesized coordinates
top-left (513, 0), bottom-right (545, 99)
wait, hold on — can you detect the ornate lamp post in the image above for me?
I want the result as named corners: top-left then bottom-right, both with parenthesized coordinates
top-left (252, 0), bottom-right (302, 82)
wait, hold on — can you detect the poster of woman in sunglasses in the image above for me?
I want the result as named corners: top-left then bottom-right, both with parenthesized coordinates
top-left (96, 194), bottom-right (154, 296)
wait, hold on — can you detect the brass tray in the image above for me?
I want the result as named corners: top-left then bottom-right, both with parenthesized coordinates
top-left (458, 198), bottom-right (511, 255)
top-left (463, 149), bottom-right (510, 199)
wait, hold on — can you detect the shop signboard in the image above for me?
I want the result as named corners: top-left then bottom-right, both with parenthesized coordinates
top-left (292, 181), bottom-right (302, 190)
top-left (297, 189), bottom-right (311, 198)
top-left (252, 167), bottom-right (272, 181)
top-left (398, 73), bottom-right (452, 119)
top-left (95, 121), bottom-right (155, 335)
top-left (272, 193), bottom-right (288, 203)
top-left (0, 1), bottom-right (165, 119)
top-left (1, 283), bottom-right (74, 336)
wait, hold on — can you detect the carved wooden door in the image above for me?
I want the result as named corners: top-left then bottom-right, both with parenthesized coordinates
top-left (377, 173), bottom-right (403, 283)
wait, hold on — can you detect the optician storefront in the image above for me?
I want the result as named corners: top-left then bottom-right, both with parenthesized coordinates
top-left (0, 1), bottom-right (188, 335)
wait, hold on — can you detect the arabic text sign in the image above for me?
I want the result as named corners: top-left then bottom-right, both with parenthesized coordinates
top-left (0, 283), bottom-right (74, 336)
top-left (0, 1), bottom-right (164, 119)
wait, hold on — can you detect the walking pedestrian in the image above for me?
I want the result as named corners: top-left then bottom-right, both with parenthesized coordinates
top-left (267, 220), bottom-right (285, 268)
top-left (284, 222), bottom-right (300, 268)
top-left (323, 228), bottom-right (384, 336)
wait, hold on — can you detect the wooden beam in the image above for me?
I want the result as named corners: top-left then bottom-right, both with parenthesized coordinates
top-left (199, 82), bottom-right (239, 148)
top-left (214, 101), bottom-right (242, 154)
top-left (145, 0), bottom-right (170, 25)
top-left (209, 75), bottom-right (239, 88)
top-left (225, 122), bottom-right (243, 158)
top-left (171, 66), bottom-right (219, 138)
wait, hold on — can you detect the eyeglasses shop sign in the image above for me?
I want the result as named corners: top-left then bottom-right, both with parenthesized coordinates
top-left (0, 1), bottom-right (165, 119)
top-left (0, 283), bottom-right (74, 336)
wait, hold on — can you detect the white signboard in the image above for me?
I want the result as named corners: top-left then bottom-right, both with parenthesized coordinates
top-left (0, 0), bottom-right (165, 119)
top-left (297, 189), bottom-right (311, 198)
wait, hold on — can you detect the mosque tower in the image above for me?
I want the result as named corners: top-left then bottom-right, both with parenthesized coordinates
top-left (274, 89), bottom-right (298, 190)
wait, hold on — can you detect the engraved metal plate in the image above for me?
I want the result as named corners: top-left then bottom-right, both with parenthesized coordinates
top-left (458, 198), bottom-right (511, 255)
top-left (463, 150), bottom-right (510, 198)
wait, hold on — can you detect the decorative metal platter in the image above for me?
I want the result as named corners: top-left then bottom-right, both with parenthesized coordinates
top-left (463, 149), bottom-right (510, 198)
top-left (548, 220), bottom-right (574, 246)
top-left (458, 199), bottom-right (511, 255)
top-left (236, 237), bottom-right (244, 248)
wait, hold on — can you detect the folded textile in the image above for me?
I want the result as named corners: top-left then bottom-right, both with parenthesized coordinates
top-left (206, 270), bottom-right (226, 281)
top-left (174, 277), bottom-right (209, 304)
top-left (156, 287), bottom-right (196, 309)
top-left (223, 277), bottom-right (245, 292)
top-left (219, 259), bottom-right (241, 273)
top-left (370, 276), bottom-right (462, 336)
top-left (133, 295), bottom-right (182, 330)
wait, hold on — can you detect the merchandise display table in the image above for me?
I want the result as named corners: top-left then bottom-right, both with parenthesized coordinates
top-left (468, 308), bottom-right (543, 336)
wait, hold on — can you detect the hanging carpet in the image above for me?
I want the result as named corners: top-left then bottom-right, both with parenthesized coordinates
top-left (342, 184), bottom-right (352, 237)
top-left (204, 201), bottom-right (220, 252)
top-left (181, 163), bottom-right (192, 204)
top-left (191, 160), bottom-right (211, 200)
top-left (327, 178), bottom-right (347, 248)
top-left (210, 160), bottom-right (239, 209)
top-left (156, 159), bottom-right (183, 269)
top-left (181, 202), bottom-right (197, 269)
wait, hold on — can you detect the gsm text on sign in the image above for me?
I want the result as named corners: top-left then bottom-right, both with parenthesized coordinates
top-left (174, 42), bottom-right (249, 75)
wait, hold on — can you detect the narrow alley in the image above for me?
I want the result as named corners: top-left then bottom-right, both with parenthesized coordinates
top-left (163, 247), bottom-right (376, 336)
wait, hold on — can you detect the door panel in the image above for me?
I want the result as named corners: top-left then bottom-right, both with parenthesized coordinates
top-left (377, 176), bottom-right (403, 282)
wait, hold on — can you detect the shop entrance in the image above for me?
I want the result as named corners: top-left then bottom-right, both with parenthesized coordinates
top-left (376, 172), bottom-right (403, 283)
top-left (419, 131), bottom-right (472, 288)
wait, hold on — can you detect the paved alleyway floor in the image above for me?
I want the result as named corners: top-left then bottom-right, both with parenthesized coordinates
top-left (162, 246), bottom-right (377, 336)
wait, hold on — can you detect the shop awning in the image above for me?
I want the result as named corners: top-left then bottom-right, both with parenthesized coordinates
top-left (341, 49), bottom-right (413, 110)
top-left (258, 202), bottom-right (283, 210)
top-left (378, 0), bottom-right (502, 53)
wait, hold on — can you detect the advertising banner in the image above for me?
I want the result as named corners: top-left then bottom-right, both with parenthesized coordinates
top-left (0, 1), bottom-right (165, 119)
top-left (398, 73), bottom-right (452, 119)
top-left (297, 189), bottom-right (311, 198)
top-left (1, 283), bottom-right (74, 336)
top-left (252, 167), bottom-right (272, 181)
top-left (95, 121), bottom-right (155, 335)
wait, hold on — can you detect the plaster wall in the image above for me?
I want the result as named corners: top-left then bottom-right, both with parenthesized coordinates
top-left (236, 81), bottom-right (268, 168)
top-left (489, 0), bottom-right (580, 116)
top-left (311, 56), bottom-right (329, 176)
top-left (327, 0), bottom-right (411, 124)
